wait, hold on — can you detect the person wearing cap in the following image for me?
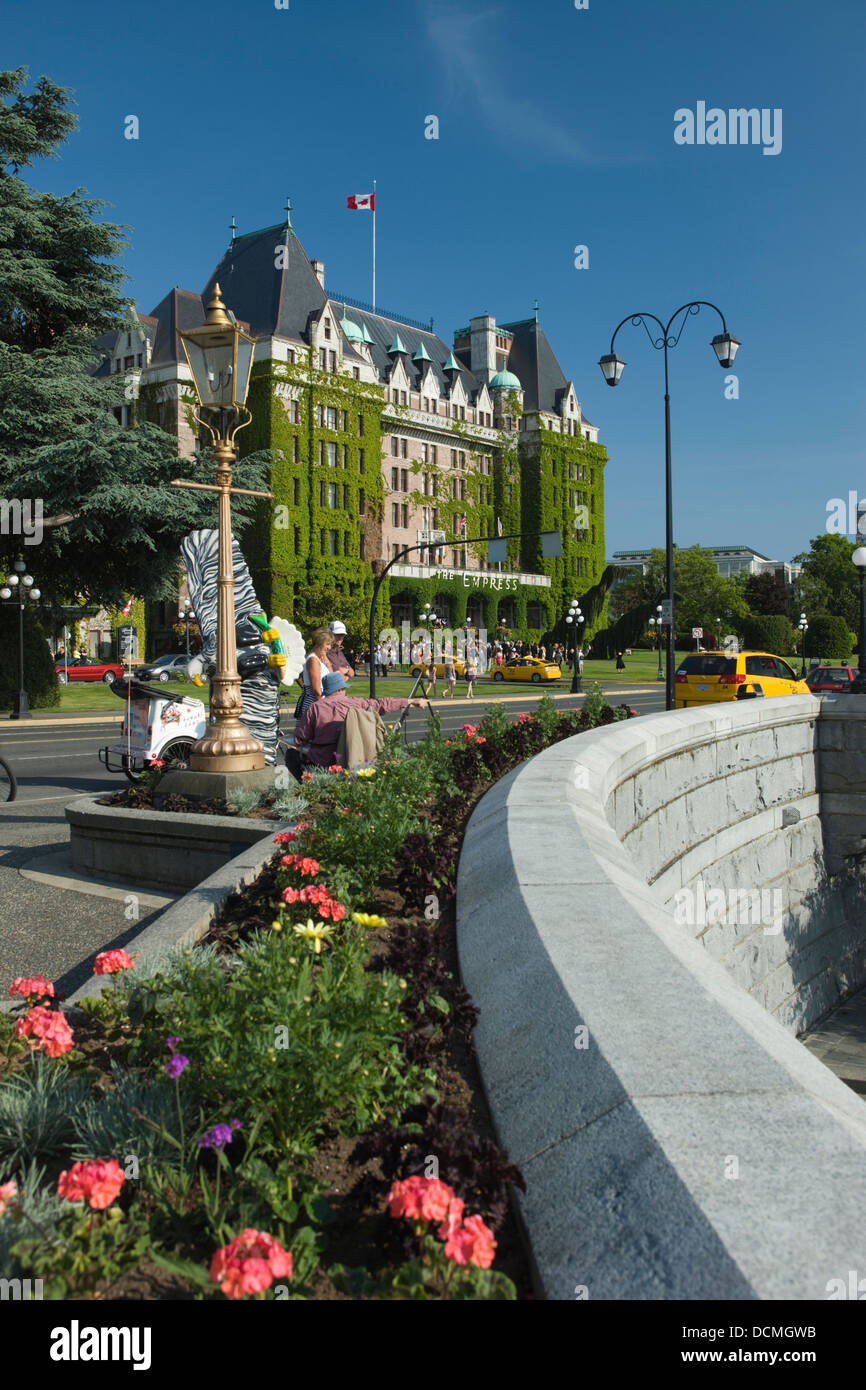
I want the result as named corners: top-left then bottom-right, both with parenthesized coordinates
top-left (326, 621), bottom-right (355, 680)
top-left (291, 671), bottom-right (424, 769)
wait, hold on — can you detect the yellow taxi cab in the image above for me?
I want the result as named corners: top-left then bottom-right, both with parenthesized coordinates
top-left (409, 657), bottom-right (467, 678)
top-left (674, 650), bottom-right (812, 709)
top-left (492, 656), bottom-right (562, 684)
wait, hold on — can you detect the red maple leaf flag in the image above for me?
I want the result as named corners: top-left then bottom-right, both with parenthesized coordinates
top-left (347, 192), bottom-right (375, 211)
top-left (121, 597), bottom-right (134, 617)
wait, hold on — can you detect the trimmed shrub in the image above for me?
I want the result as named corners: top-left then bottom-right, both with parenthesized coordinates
top-left (0, 608), bottom-right (60, 710)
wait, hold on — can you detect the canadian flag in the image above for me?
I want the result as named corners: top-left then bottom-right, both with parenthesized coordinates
top-left (121, 597), bottom-right (134, 617)
top-left (347, 192), bottom-right (375, 211)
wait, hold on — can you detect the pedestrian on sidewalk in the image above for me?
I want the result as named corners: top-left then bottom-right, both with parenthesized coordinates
top-left (443, 654), bottom-right (456, 697)
top-left (616, 651), bottom-right (626, 671)
top-left (426, 654), bottom-right (438, 697)
top-left (465, 653), bottom-right (478, 698)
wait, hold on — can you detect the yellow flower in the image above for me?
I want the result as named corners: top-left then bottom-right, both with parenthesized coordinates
top-left (352, 912), bottom-right (388, 929)
top-left (271, 920), bottom-right (282, 932)
top-left (292, 919), bottom-right (334, 954)
top-left (355, 767), bottom-right (375, 778)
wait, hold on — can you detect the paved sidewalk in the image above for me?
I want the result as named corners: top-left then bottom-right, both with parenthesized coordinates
top-left (800, 988), bottom-right (866, 1095)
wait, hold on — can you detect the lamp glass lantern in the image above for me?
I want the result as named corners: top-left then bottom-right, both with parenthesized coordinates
top-left (179, 285), bottom-right (255, 415)
top-left (711, 333), bottom-right (741, 369)
top-left (599, 353), bottom-right (626, 387)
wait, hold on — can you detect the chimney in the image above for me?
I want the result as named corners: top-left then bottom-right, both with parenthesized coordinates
top-left (469, 315), bottom-right (497, 383)
top-left (311, 259), bottom-right (325, 288)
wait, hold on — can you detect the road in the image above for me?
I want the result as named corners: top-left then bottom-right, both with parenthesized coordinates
top-left (0, 682), bottom-right (666, 993)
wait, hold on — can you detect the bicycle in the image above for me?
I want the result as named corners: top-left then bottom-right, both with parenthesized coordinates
top-left (0, 755), bottom-right (17, 802)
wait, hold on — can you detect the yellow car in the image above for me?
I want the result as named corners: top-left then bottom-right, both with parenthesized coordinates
top-left (492, 656), bottom-right (562, 683)
top-left (674, 650), bottom-right (812, 709)
top-left (409, 658), bottom-right (467, 678)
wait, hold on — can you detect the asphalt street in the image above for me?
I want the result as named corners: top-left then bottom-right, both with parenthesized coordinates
top-left (0, 682), bottom-right (667, 994)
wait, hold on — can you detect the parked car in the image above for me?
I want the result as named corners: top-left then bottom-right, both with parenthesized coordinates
top-left (492, 656), bottom-right (562, 684)
top-left (135, 653), bottom-right (191, 683)
top-left (804, 664), bottom-right (859, 693)
top-left (674, 650), bottom-right (811, 709)
top-left (55, 657), bottom-right (125, 685)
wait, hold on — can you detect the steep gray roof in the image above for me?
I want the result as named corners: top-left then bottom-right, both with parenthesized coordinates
top-left (500, 318), bottom-right (569, 414)
top-left (201, 222), bottom-right (326, 342)
top-left (147, 289), bottom-right (206, 367)
top-left (346, 306), bottom-right (479, 396)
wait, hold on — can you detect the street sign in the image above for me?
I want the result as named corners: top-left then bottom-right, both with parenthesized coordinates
top-left (487, 539), bottom-right (507, 563)
top-left (541, 530), bottom-right (562, 558)
top-left (692, 627), bottom-right (703, 639)
top-left (660, 600), bottom-right (673, 624)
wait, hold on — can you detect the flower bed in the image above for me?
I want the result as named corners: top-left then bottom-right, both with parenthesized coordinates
top-left (0, 692), bottom-right (634, 1300)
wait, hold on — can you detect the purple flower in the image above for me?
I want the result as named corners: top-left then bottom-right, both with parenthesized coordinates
top-left (164, 1054), bottom-right (189, 1079)
top-left (198, 1118), bottom-right (242, 1150)
top-left (165, 1036), bottom-right (181, 1052)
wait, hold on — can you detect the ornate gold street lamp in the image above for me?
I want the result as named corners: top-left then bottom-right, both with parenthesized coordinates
top-left (173, 284), bottom-right (273, 771)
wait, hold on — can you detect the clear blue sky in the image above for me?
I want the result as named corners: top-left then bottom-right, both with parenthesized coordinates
top-left (6, 0), bottom-right (865, 563)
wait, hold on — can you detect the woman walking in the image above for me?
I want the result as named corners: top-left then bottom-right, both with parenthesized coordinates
top-left (465, 652), bottom-right (478, 698)
top-left (299, 628), bottom-right (334, 717)
top-left (443, 653), bottom-right (457, 697)
top-left (426, 652), bottom-right (438, 697)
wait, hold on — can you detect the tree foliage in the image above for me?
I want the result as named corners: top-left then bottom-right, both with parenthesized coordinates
top-left (0, 68), bottom-right (269, 609)
top-left (792, 534), bottom-right (859, 631)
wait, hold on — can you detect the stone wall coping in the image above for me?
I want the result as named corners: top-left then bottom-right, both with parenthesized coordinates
top-left (457, 697), bottom-right (866, 1300)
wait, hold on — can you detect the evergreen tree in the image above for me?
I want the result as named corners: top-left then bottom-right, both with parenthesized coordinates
top-left (0, 67), bottom-right (268, 609)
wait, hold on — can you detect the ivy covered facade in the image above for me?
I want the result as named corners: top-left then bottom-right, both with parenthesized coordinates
top-left (99, 209), bottom-right (609, 647)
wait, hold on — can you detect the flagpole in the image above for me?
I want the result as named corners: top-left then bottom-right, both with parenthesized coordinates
top-left (372, 178), bottom-right (376, 312)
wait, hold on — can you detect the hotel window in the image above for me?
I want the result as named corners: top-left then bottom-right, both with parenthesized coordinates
top-left (328, 483), bottom-right (338, 508)
top-left (451, 479), bottom-right (458, 499)
top-left (359, 534), bottom-right (366, 559)
top-left (316, 405), bottom-right (324, 427)
top-left (329, 530), bottom-right (339, 556)
top-left (329, 351), bottom-right (336, 372)
top-left (320, 528), bottom-right (326, 554)
top-left (341, 410), bottom-right (348, 432)
top-left (358, 447), bottom-right (365, 472)
top-left (506, 485), bottom-right (513, 502)
top-left (353, 367), bottom-right (360, 379)
top-left (324, 318), bottom-right (331, 340)
top-left (320, 349), bottom-right (327, 370)
top-left (292, 401), bottom-right (300, 423)
top-left (319, 481), bottom-right (326, 506)
top-left (359, 489), bottom-right (365, 514)
top-left (391, 437), bottom-right (399, 456)
top-left (358, 414), bottom-right (364, 435)
top-left (392, 502), bottom-right (400, 525)
top-left (460, 480), bottom-right (466, 500)
top-left (292, 436), bottom-right (299, 463)
top-left (401, 438), bottom-right (408, 458)
top-left (401, 469), bottom-right (408, 491)
top-left (327, 442), bottom-right (337, 466)
top-left (451, 404), bottom-right (457, 419)
top-left (401, 504), bottom-right (409, 528)
top-left (432, 508), bottom-right (439, 527)
top-left (326, 407), bottom-right (337, 429)
top-left (460, 451), bottom-right (466, 468)
top-left (451, 449), bottom-right (457, 468)
top-left (422, 506), bottom-right (430, 529)
top-left (136, 353), bottom-right (142, 367)
top-left (344, 532), bottom-right (350, 556)
top-left (431, 445), bottom-right (437, 464)
top-left (343, 444), bottom-right (349, 466)
top-left (287, 349), bottom-right (295, 364)
top-left (422, 443), bottom-right (429, 462)
top-left (293, 477), bottom-right (300, 505)
top-left (391, 467), bottom-right (399, 490)
top-left (343, 484), bottom-right (349, 508)
top-left (505, 416), bottom-right (512, 431)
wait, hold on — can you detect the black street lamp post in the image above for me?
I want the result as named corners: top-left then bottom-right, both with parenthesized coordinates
top-left (852, 551), bottom-right (866, 671)
top-left (599, 303), bottom-right (740, 711)
top-left (797, 612), bottom-right (808, 678)
top-left (565, 599), bottom-right (583, 692)
top-left (1, 559), bottom-right (42, 720)
top-left (650, 605), bottom-right (664, 681)
top-left (180, 602), bottom-right (196, 660)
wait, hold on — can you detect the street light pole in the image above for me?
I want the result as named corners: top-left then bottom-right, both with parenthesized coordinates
top-left (654, 605), bottom-right (664, 681)
top-left (852, 551), bottom-right (866, 670)
top-left (599, 303), bottom-right (740, 711)
top-left (565, 599), bottom-right (583, 692)
top-left (797, 612), bottom-right (809, 678)
top-left (1, 560), bottom-right (41, 719)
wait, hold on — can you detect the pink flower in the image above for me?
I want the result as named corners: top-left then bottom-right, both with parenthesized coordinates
top-left (93, 949), bottom-right (136, 976)
top-left (280, 854), bottom-right (320, 876)
top-left (0, 1180), bottom-right (17, 1216)
top-left (57, 1159), bottom-right (125, 1210)
top-left (443, 1213), bottom-right (497, 1269)
top-left (14, 1006), bottom-right (74, 1058)
top-left (209, 1229), bottom-right (293, 1300)
top-left (387, 1175), bottom-right (459, 1224)
top-left (147, 758), bottom-right (165, 769)
top-left (301, 772), bottom-right (313, 781)
top-left (436, 1196), bottom-right (465, 1242)
top-left (8, 976), bottom-right (54, 1002)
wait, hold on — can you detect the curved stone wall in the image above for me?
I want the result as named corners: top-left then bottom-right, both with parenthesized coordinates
top-left (457, 696), bottom-right (866, 1300)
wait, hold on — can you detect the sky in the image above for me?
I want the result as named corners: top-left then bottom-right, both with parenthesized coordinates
top-left (5, 0), bottom-right (866, 564)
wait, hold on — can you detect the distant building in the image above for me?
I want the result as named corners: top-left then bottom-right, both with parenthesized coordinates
top-left (610, 546), bottom-right (800, 586)
top-left (92, 205), bottom-right (608, 645)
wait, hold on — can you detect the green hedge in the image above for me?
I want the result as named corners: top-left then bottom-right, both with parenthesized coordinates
top-left (0, 608), bottom-right (60, 710)
top-left (740, 613), bottom-right (797, 656)
top-left (803, 613), bottom-right (855, 664)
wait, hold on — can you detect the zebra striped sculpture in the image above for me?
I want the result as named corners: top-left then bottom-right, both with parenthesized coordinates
top-left (180, 528), bottom-right (287, 764)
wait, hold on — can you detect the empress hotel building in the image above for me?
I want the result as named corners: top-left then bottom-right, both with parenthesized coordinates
top-left (93, 206), bottom-right (608, 641)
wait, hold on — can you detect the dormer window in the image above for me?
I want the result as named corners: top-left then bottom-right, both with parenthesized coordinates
top-left (324, 318), bottom-right (331, 340)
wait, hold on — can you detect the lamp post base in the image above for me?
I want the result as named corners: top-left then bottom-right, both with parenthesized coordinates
top-left (154, 765), bottom-right (281, 808)
top-left (189, 719), bottom-right (266, 772)
top-left (10, 691), bottom-right (31, 719)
